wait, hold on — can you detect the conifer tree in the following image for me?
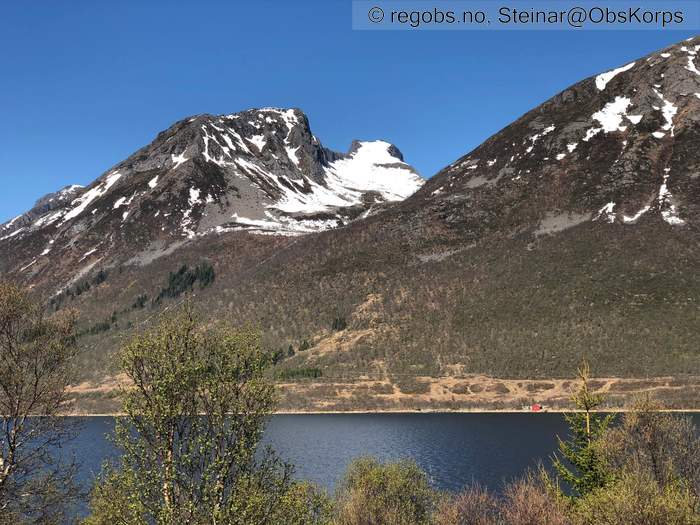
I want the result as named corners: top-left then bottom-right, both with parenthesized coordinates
top-left (552, 360), bottom-right (615, 498)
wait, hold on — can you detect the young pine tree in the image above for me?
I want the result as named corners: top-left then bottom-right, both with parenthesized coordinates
top-left (552, 360), bottom-right (615, 498)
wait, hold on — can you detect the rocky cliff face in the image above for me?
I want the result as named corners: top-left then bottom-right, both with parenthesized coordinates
top-left (412, 37), bottom-right (699, 240)
top-left (0, 107), bottom-right (422, 283)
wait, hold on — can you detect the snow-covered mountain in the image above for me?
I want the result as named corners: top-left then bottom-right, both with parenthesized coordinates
top-left (0, 107), bottom-right (423, 278)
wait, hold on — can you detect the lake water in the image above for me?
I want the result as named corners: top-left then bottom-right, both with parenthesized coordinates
top-left (71, 413), bottom-right (572, 493)
top-left (58, 413), bottom-right (700, 514)
top-left (61, 412), bottom-right (699, 517)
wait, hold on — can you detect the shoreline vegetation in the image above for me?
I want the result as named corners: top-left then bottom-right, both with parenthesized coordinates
top-left (2, 285), bottom-right (699, 523)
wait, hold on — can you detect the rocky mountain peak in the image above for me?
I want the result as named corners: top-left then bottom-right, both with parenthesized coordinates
top-left (0, 107), bottom-right (423, 283)
top-left (417, 36), bottom-right (699, 239)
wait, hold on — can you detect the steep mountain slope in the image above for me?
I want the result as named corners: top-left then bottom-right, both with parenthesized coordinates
top-left (0, 108), bottom-right (422, 285)
top-left (4, 37), bottom-right (700, 412)
top-left (199, 35), bottom-right (698, 397)
top-left (414, 38), bottom-right (699, 239)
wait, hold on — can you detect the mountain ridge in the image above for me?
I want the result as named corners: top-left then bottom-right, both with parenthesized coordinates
top-left (2, 36), bottom-right (700, 412)
top-left (408, 36), bottom-right (699, 238)
top-left (0, 107), bottom-right (423, 288)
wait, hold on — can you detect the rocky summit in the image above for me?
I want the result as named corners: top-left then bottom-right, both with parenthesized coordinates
top-left (0, 107), bottom-right (422, 283)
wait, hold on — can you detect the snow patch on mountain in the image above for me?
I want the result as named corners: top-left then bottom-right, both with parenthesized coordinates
top-left (525, 125), bottom-right (555, 153)
top-left (623, 206), bottom-right (651, 224)
top-left (228, 212), bottom-right (339, 236)
top-left (595, 62), bottom-right (636, 90)
top-left (247, 134), bottom-right (266, 151)
top-left (172, 152), bottom-right (188, 168)
top-left (324, 141), bottom-right (423, 201)
top-left (1, 215), bottom-right (22, 231)
top-left (595, 202), bottom-right (616, 223)
top-left (61, 171), bottom-right (122, 224)
top-left (285, 145), bottom-right (300, 166)
top-left (0, 227), bottom-right (24, 241)
top-left (658, 169), bottom-right (685, 225)
top-left (593, 96), bottom-right (632, 132)
top-left (653, 89), bottom-right (677, 134)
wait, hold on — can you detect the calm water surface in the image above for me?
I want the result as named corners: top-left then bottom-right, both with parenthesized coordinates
top-left (69, 413), bottom-right (700, 494)
top-left (62, 412), bottom-right (699, 518)
top-left (72, 413), bottom-right (574, 493)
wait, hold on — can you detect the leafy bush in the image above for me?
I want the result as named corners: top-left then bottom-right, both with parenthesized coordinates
top-left (84, 308), bottom-right (329, 525)
top-left (334, 457), bottom-right (437, 525)
top-left (500, 476), bottom-right (570, 525)
top-left (572, 471), bottom-right (697, 525)
top-left (433, 484), bottom-right (499, 525)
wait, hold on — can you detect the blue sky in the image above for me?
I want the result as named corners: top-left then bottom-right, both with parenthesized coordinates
top-left (0, 1), bottom-right (695, 222)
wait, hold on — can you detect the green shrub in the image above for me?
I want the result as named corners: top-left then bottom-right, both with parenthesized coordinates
top-left (194, 261), bottom-right (215, 288)
top-left (334, 457), bottom-right (437, 525)
top-left (572, 471), bottom-right (697, 525)
top-left (84, 308), bottom-right (329, 525)
top-left (332, 316), bottom-right (347, 331)
top-left (552, 361), bottom-right (616, 499)
top-left (132, 294), bottom-right (148, 309)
